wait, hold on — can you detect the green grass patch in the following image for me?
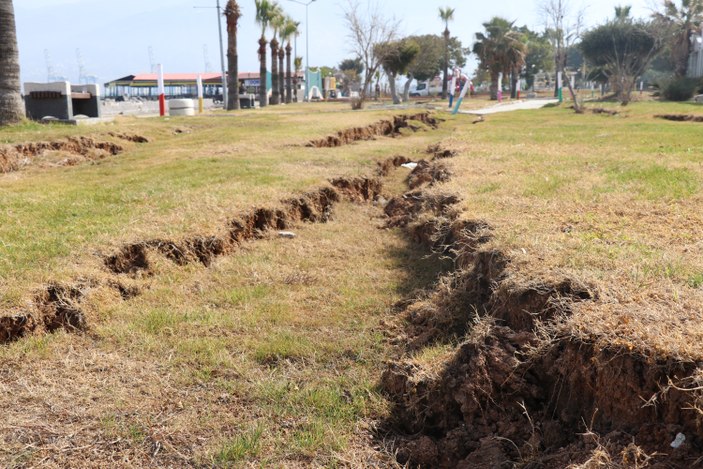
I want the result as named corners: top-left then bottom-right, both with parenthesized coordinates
top-left (606, 163), bottom-right (699, 199)
top-left (213, 425), bottom-right (264, 465)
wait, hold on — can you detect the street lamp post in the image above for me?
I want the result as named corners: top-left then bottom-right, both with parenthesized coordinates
top-left (285, 0), bottom-right (316, 101)
top-left (194, 1), bottom-right (228, 109)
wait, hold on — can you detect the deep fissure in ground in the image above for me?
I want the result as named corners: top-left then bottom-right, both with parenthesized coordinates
top-left (1, 117), bottom-right (701, 467)
top-left (376, 143), bottom-right (703, 468)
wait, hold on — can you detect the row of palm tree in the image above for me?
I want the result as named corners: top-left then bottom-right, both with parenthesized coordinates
top-left (254, 0), bottom-right (299, 107)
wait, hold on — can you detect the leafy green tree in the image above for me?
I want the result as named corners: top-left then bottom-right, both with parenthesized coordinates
top-left (473, 17), bottom-right (527, 100)
top-left (377, 39), bottom-right (420, 104)
top-left (407, 34), bottom-right (468, 81)
top-left (519, 27), bottom-right (554, 90)
top-left (438, 7), bottom-right (456, 99)
top-left (339, 58), bottom-right (364, 96)
top-left (0, 0), bottom-right (23, 125)
top-left (652, 0), bottom-right (703, 77)
top-left (580, 20), bottom-right (660, 104)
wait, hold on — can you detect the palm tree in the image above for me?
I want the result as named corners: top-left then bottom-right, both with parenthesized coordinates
top-left (281, 19), bottom-right (300, 104)
top-left (255, 0), bottom-right (275, 107)
top-left (614, 5), bottom-right (632, 21)
top-left (278, 43), bottom-right (285, 103)
top-left (473, 17), bottom-right (527, 100)
top-left (653, 0), bottom-right (703, 77)
top-left (224, 0), bottom-right (242, 111)
top-left (438, 7), bottom-right (456, 100)
top-left (0, 0), bottom-right (24, 125)
top-left (293, 56), bottom-right (303, 102)
top-left (269, 4), bottom-right (284, 105)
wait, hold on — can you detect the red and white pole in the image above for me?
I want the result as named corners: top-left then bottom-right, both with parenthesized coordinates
top-left (157, 64), bottom-right (165, 117)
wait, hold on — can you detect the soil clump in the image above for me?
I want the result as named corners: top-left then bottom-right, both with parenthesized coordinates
top-left (0, 137), bottom-right (123, 173)
top-left (377, 141), bottom-right (703, 468)
top-left (655, 114), bottom-right (703, 122)
top-left (307, 112), bottom-right (440, 148)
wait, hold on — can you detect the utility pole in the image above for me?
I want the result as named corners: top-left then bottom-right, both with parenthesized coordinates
top-left (194, 1), bottom-right (228, 109)
top-left (285, 0), bottom-right (316, 101)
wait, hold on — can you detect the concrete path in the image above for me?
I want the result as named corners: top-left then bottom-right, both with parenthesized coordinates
top-left (459, 98), bottom-right (559, 115)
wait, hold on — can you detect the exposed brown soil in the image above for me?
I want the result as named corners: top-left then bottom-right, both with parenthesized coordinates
top-left (655, 114), bottom-right (703, 122)
top-left (330, 176), bottom-right (384, 202)
top-left (426, 143), bottom-right (458, 160)
top-left (591, 108), bottom-right (619, 116)
top-left (307, 112), bottom-right (440, 148)
top-left (377, 155), bottom-right (412, 176)
top-left (406, 160), bottom-right (452, 189)
top-left (107, 131), bottom-right (151, 143)
top-left (1, 177), bottom-right (381, 346)
top-left (0, 137), bottom-right (123, 173)
top-left (378, 143), bottom-right (703, 468)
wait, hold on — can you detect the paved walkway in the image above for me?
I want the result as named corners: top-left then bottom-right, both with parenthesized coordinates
top-left (459, 98), bottom-right (559, 115)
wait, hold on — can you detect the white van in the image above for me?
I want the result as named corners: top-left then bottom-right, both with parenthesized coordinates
top-left (409, 78), bottom-right (443, 97)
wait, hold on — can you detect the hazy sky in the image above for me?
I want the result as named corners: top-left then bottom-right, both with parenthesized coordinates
top-left (16, 0), bottom-right (658, 85)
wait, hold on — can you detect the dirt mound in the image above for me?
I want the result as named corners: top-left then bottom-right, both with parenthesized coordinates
top-left (105, 180), bottom-right (382, 278)
top-left (377, 155), bottom-right (412, 176)
top-left (0, 314), bottom-right (35, 343)
top-left (307, 112), bottom-right (440, 148)
top-left (426, 143), bottom-right (457, 160)
top-left (591, 108), bottom-right (619, 116)
top-left (378, 153), bottom-right (703, 468)
top-left (330, 177), bottom-right (383, 202)
top-left (0, 137), bottom-right (124, 173)
top-left (380, 205), bottom-right (703, 468)
top-left (108, 131), bottom-right (150, 143)
top-left (406, 160), bottom-right (451, 189)
top-left (384, 190), bottom-right (462, 228)
top-left (655, 114), bottom-right (703, 122)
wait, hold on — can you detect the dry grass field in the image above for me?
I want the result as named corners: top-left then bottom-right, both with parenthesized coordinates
top-left (0, 97), bottom-right (702, 467)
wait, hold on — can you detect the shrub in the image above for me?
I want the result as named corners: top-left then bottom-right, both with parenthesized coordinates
top-left (661, 77), bottom-right (699, 101)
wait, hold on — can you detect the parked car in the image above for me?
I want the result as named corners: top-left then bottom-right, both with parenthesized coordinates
top-left (409, 80), bottom-right (443, 97)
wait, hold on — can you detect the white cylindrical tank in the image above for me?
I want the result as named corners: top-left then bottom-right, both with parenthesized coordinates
top-left (168, 99), bottom-right (195, 116)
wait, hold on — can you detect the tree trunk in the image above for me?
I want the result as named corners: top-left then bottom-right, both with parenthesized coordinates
top-left (490, 71), bottom-right (499, 100)
top-left (403, 74), bottom-right (413, 102)
top-left (442, 28), bottom-right (450, 100)
top-left (225, 2), bottom-right (240, 111)
top-left (566, 71), bottom-right (584, 112)
top-left (278, 48), bottom-right (284, 103)
top-left (285, 43), bottom-right (292, 104)
top-left (258, 37), bottom-right (268, 107)
top-left (0, 0), bottom-right (24, 125)
top-left (510, 71), bottom-right (518, 99)
top-left (270, 38), bottom-right (279, 105)
top-left (387, 71), bottom-right (400, 104)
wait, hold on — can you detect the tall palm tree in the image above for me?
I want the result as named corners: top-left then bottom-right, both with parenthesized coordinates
top-left (281, 18), bottom-right (300, 104)
top-left (614, 5), bottom-right (632, 21)
top-left (269, 4), bottom-right (284, 105)
top-left (653, 0), bottom-right (703, 77)
top-left (255, 0), bottom-right (275, 107)
top-left (293, 56), bottom-right (303, 102)
top-left (0, 0), bottom-right (24, 125)
top-left (438, 7), bottom-right (455, 100)
top-left (473, 17), bottom-right (527, 100)
top-left (224, 0), bottom-right (242, 111)
top-left (278, 43), bottom-right (285, 103)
